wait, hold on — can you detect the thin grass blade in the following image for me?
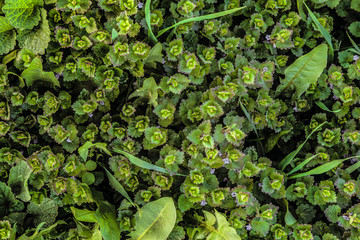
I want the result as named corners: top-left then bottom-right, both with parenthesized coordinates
top-left (345, 157), bottom-right (360, 174)
top-left (297, 0), bottom-right (306, 21)
top-left (346, 31), bottom-right (360, 54)
top-left (113, 149), bottom-right (186, 176)
top-left (315, 101), bottom-right (341, 113)
top-left (157, 7), bottom-right (245, 38)
top-left (279, 122), bottom-right (326, 171)
top-left (288, 159), bottom-right (344, 179)
top-left (239, 99), bottom-right (265, 157)
top-left (145, 0), bottom-right (158, 43)
top-left (102, 166), bottom-right (137, 208)
top-left (287, 154), bottom-right (319, 175)
top-left (304, 2), bottom-right (334, 62)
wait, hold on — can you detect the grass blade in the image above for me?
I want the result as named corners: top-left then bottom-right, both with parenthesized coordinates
top-left (145, 0), bottom-right (158, 43)
top-left (113, 149), bottom-right (186, 176)
top-left (289, 156), bottom-right (360, 179)
top-left (287, 154), bottom-right (319, 175)
top-left (239, 99), bottom-right (265, 157)
top-left (102, 166), bottom-right (137, 207)
top-left (345, 157), bottom-right (360, 174)
top-left (304, 2), bottom-right (334, 62)
top-left (346, 31), bottom-right (360, 54)
top-left (279, 122), bottom-right (326, 171)
top-left (156, 7), bottom-right (245, 38)
top-left (296, 0), bottom-right (306, 21)
top-left (315, 101), bottom-right (341, 113)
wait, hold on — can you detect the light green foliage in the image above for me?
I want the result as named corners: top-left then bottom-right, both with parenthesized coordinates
top-left (0, 17), bottom-right (16, 55)
top-left (129, 197), bottom-right (176, 240)
top-left (8, 161), bottom-right (32, 202)
top-left (276, 44), bottom-right (328, 98)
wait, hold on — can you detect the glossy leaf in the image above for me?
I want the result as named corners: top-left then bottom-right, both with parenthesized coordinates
top-left (71, 207), bottom-right (97, 223)
top-left (95, 201), bottom-right (121, 240)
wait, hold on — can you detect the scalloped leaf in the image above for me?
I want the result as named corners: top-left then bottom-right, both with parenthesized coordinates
top-left (0, 17), bottom-right (16, 55)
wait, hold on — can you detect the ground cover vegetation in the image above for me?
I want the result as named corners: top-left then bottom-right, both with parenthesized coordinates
top-left (0, 0), bottom-right (360, 239)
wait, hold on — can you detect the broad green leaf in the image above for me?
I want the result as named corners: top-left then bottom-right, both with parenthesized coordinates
top-left (129, 197), bottom-right (176, 240)
top-left (17, 8), bottom-right (51, 55)
top-left (0, 16), bottom-right (16, 55)
top-left (78, 141), bottom-right (112, 161)
top-left (288, 160), bottom-right (345, 179)
top-left (157, 7), bottom-right (245, 38)
top-left (279, 122), bottom-right (326, 171)
top-left (206, 210), bottom-right (241, 240)
top-left (145, 0), bottom-right (158, 43)
top-left (284, 199), bottom-right (297, 226)
top-left (71, 207), bottom-right (97, 223)
top-left (2, 49), bottom-right (18, 65)
top-left (102, 166), bottom-right (136, 207)
top-left (8, 160), bottom-right (32, 202)
top-left (111, 28), bottom-right (118, 40)
top-left (239, 99), bottom-right (265, 157)
top-left (2, 0), bottom-right (43, 30)
top-left (265, 130), bottom-right (290, 152)
top-left (21, 57), bottom-right (60, 88)
top-left (276, 44), bottom-right (328, 98)
top-left (95, 201), bottom-right (121, 240)
top-left (287, 154), bottom-right (319, 175)
top-left (315, 101), bottom-right (341, 113)
top-left (143, 42), bottom-right (163, 68)
top-left (304, 2), bottom-right (334, 62)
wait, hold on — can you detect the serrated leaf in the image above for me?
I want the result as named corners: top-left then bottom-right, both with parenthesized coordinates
top-left (0, 16), bottom-right (16, 55)
top-left (95, 201), bottom-right (121, 240)
top-left (16, 8), bottom-right (50, 55)
top-left (129, 197), bottom-right (176, 240)
top-left (276, 44), bottom-right (328, 98)
top-left (2, 0), bottom-right (43, 30)
top-left (8, 161), bottom-right (32, 202)
top-left (21, 57), bottom-right (60, 88)
top-left (71, 207), bottom-right (97, 223)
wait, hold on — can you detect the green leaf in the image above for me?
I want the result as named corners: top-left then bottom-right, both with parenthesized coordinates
top-left (78, 141), bottom-right (112, 161)
top-left (111, 28), bottom-right (118, 40)
top-left (128, 197), bottom-right (176, 240)
top-left (145, 0), bottom-right (158, 43)
top-left (265, 130), bottom-right (290, 152)
top-left (2, 0), bottom-right (43, 30)
top-left (296, 0), bottom-right (306, 20)
top-left (95, 201), bottom-right (121, 240)
top-left (346, 160), bottom-right (360, 174)
top-left (157, 7), bottom-right (245, 38)
top-left (287, 154), bottom-right (319, 175)
top-left (239, 99), bottom-right (265, 157)
top-left (114, 149), bottom-right (186, 176)
top-left (346, 31), bottom-right (360, 55)
top-left (315, 101), bottom-right (341, 113)
top-left (288, 160), bottom-right (344, 179)
top-left (276, 44), bottom-right (328, 98)
top-left (206, 210), bottom-right (241, 240)
top-left (102, 166), bottom-right (136, 207)
top-left (8, 160), bottom-right (32, 202)
top-left (0, 17), bottom-right (16, 55)
top-left (304, 2), bottom-right (334, 62)
top-left (21, 57), bottom-right (60, 88)
top-left (128, 77), bottom-right (159, 107)
top-left (71, 207), bottom-right (97, 223)
top-left (16, 8), bottom-right (51, 55)
top-left (279, 122), bottom-right (326, 171)
top-left (143, 42), bottom-right (163, 68)
top-left (284, 199), bottom-right (297, 226)
top-left (349, 22), bottom-right (360, 38)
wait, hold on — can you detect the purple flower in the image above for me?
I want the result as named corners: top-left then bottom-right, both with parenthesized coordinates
top-left (343, 215), bottom-right (350, 221)
top-left (210, 168), bottom-right (215, 174)
top-left (162, 58), bottom-right (166, 64)
top-left (223, 158), bottom-right (230, 164)
top-left (246, 224), bottom-right (252, 231)
top-left (200, 200), bottom-right (207, 206)
top-left (223, 177), bottom-right (228, 182)
top-left (262, 67), bottom-right (268, 72)
top-left (138, 2), bottom-right (144, 8)
top-left (33, 139), bottom-right (38, 144)
top-left (293, 107), bottom-right (298, 112)
top-left (329, 83), bottom-right (333, 89)
top-left (333, 95), bottom-right (339, 100)
top-left (258, 183), bottom-right (263, 187)
top-left (100, 101), bottom-right (105, 105)
top-left (353, 55), bottom-right (359, 61)
top-left (231, 192), bottom-right (237, 197)
top-left (66, 138), bottom-right (72, 143)
top-left (89, 113), bottom-right (93, 118)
